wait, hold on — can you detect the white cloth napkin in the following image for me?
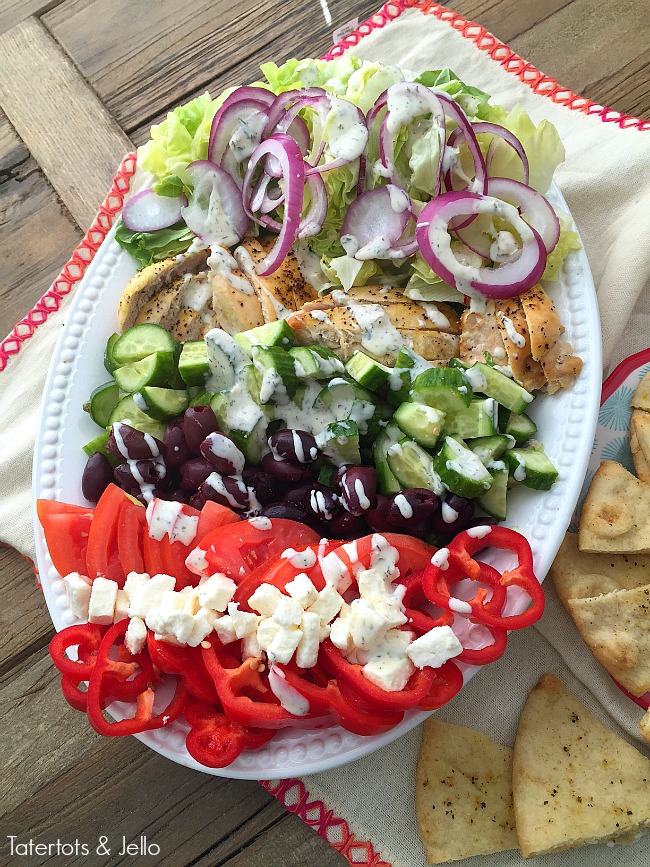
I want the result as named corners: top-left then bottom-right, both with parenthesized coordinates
top-left (1, 4), bottom-right (649, 865)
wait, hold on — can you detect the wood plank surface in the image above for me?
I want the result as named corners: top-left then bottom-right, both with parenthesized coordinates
top-left (0, 1), bottom-right (649, 865)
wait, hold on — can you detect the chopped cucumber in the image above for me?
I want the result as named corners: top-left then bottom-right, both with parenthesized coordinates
top-left (111, 323), bottom-right (175, 366)
top-left (86, 381), bottom-right (120, 429)
top-left (469, 434), bottom-right (512, 465)
top-left (235, 320), bottom-right (296, 355)
top-left (227, 416), bottom-right (269, 465)
top-left (432, 436), bottom-right (494, 498)
top-left (137, 387), bottom-right (189, 421)
top-left (178, 340), bottom-right (210, 387)
top-left (314, 378), bottom-right (378, 436)
top-left (385, 368), bottom-right (411, 407)
top-left (387, 438), bottom-right (444, 495)
top-left (315, 420), bottom-right (361, 466)
top-left (318, 462), bottom-right (335, 487)
top-left (210, 392), bottom-right (271, 464)
top-left (393, 402), bottom-right (446, 449)
top-left (445, 398), bottom-right (497, 440)
top-left (462, 362), bottom-right (534, 414)
top-left (477, 466), bottom-right (508, 520)
top-left (205, 329), bottom-right (249, 391)
top-left (448, 357), bottom-right (470, 371)
top-left (289, 345), bottom-right (345, 379)
top-left (107, 395), bottom-right (166, 440)
top-left (345, 351), bottom-right (391, 391)
top-left (104, 333), bottom-right (120, 374)
top-left (252, 346), bottom-right (299, 402)
top-left (167, 340), bottom-right (186, 390)
top-left (82, 432), bottom-right (122, 467)
top-left (411, 367), bottom-right (473, 414)
top-left (505, 447), bottom-right (558, 491)
top-left (504, 411), bottom-right (538, 445)
top-left (189, 390), bottom-right (212, 407)
top-left (113, 350), bottom-right (175, 392)
top-left (373, 424), bottom-right (403, 495)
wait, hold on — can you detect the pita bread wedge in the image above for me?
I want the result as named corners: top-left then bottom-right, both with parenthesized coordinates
top-left (631, 426), bottom-right (650, 484)
top-left (550, 533), bottom-right (650, 602)
top-left (513, 674), bottom-right (650, 857)
top-left (631, 410), bottom-right (650, 475)
top-left (415, 718), bottom-right (517, 863)
top-left (632, 370), bottom-right (650, 412)
top-left (567, 586), bottom-right (650, 697)
top-left (641, 710), bottom-right (650, 745)
top-left (579, 461), bottom-right (650, 553)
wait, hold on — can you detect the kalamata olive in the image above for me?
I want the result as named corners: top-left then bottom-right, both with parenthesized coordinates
top-left (242, 467), bottom-right (282, 506)
top-left (163, 419), bottom-right (190, 470)
top-left (82, 452), bottom-right (114, 503)
top-left (179, 458), bottom-right (214, 491)
top-left (152, 487), bottom-right (188, 503)
top-left (201, 473), bottom-right (250, 510)
top-left (200, 432), bottom-right (246, 476)
top-left (339, 466), bottom-right (378, 516)
top-left (268, 429), bottom-right (319, 464)
top-left (365, 495), bottom-right (393, 533)
top-left (285, 482), bottom-right (339, 522)
top-left (329, 511), bottom-right (369, 540)
top-left (183, 405), bottom-right (220, 455)
top-left (114, 458), bottom-right (166, 495)
top-left (430, 494), bottom-right (475, 536)
top-left (188, 492), bottom-right (207, 510)
top-left (107, 422), bottom-right (163, 460)
top-left (387, 489), bottom-right (439, 528)
top-left (261, 501), bottom-right (312, 523)
top-left (332, 464), bottom-right (352, 489)
top-left (261, 452), bottom-right (311, 483)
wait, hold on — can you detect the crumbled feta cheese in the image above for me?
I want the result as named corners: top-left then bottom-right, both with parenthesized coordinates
top-left (319, 550), bottom-right (352, 591)
top-left (226, 602), bottom-right (260, 638)
top-left (329, 605), bottom-right (353, 653)
top-left (268, 664), bottom-right (310, 716)
top-left (123, 571), bottom-right (150, 603)
top-left (214, 614), bottom-right (238, 644)
top-left (146, 595), bottom-right (195, 645)
top-left (114, 589), bottom-right (130, 622)
top-left (257, 617), bottom-right (281, 651)
top-left (88, 576), bottom-right (118, 625)
top-left (128, 574), bottom-right (175, 619)
top-left (273, 595), bottom-right (304, 628)
top-left (356, 568), bottom-right (391, 599)
top-left (63, 572), bottom-right (92, 620)
top-left (185, 546), bottom-right (209, 576)
top-left (285, 572), bottom-right (319, 609)
top-left (125, 616), bottom-right (147, 655)
top-left (406, 625), bottom-right (463, 669)
top-left (295, 612), bottom-right (321, 669)
top-left (267, 626), bottom-right (303, 664)
top-left (363, 656), bottom-right (414, 692)
top-left (248, 582), bottom-right (283, 616)
top-left (186, 609), bottom-right (216, 647)
top-left (198, 572), bottom-right (237, 612)
top-left (349, 598), bottom-right (390, 651)
top-left (307, 585), bottom-right (344, 624)
top-left (181, 588), bottom-right (201, 616)
top-left (242, 631), bottom-right (262, 659)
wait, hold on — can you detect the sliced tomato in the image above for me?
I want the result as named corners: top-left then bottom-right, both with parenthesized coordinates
top-left (36, 500), bottom-right (94, 577)
top-left (117, 498), bottom-right (146, 575)
top-left (196, 501), bottom-right (240, 542)
top-left (161, 537), bottom-right (199, 589)
top-left (143, 530), bottom-right (166, 578)
top-left (192, 519), bottom-right (320, 582)
top-left (85, 484), bottom-right (130, 585)
top-left (335, 533), bottom-right (436, 579)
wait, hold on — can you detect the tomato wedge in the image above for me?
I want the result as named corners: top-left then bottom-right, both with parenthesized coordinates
top-left (196, 501), bottom-right (240, 542)
top-left (36, 500), bottom-right (94, 577)
top-left (117, 498), bottom-right (146, 575)
top-left (335, 533), bottom-right (436, 579)
top-left (85, 484), bottom-right (130, 585)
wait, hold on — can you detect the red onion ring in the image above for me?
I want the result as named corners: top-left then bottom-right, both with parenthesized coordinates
top-left (487, 177), bottom-right (560, 253)
top-left (208, 86), bottom-right (274, 166)
top-left (471, 122), bottom-right (530, 185)
top-left (298, 172), bottom-right (328, 239)
top-left (341, 185), bottom-right (412, 260)
top-left (181, 160), bottom-right (249, 245)
top-left (122, 189), bottom-right (186, 233)
top-left (416, 191), bottom-right (547, 298)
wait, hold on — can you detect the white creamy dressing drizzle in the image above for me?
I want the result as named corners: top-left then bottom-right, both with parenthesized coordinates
top-left (146, 500), bottom-right (183, 541)
top-left (448, 597), bottom-right (473, 614)
top-left (462, 366), bottom-right (488, 392)
top-left (132, 392), bottom-right (148, 411)
top-left (234, 245), bottom-right (256, 277)
top-left (208, 245), bottom-right (255, 295)
top-left (281, 548), bottom-right (318, 569)
top-left (324, 97), bottom-right (368, 162)
top-left (293, 240), bottom-right (329, 294)
top-left (180, 274), bottom-right (213, 311)
top-left (248, 516), bottom-right (272, 530)
top-left (268, 664), bottom-right (310, 716)
top-left (431, 548), bottom-right (450, 571)
top-left (420, 303), bottom-right (450, 330)
top-left (388, 185), bottom-right (410, 214)
top-left (203, 184), bottom-right (239, 248)
top-left (309, 309), bottom-right (331, 324)
top-left (204, 433), bottom-right (246, 475)
top-left (229, 111), bottom-right (267, 163)
top-left (393, 494), bottom-right (413, 519)
top-left (111, 423), bottom-right (163, 504)
top-left (513, 460), bottom-right (527, 482)
top-left (466, 525), bottom-right (492, 539)
top-left (444, 438), bottom-right (491, 485)
top-left (498, 312), bottom-right (527, 348)
top-left (490, 230), bottom-right (519, 263)
top-left (345, 298), bottom-right (406, 358)
top-left (310, 489), bottom-right (334, 520)
top-left (441, 501), bottom-right (459, 524)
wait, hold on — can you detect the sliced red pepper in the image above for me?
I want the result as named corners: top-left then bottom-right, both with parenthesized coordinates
top-left (85, 484), bottom-right (128, 585)
top-left (417, 660), bottom-right (464, 710)
top-left (183, 698), bottom-right (275, 767)
top-left (86, 620), bottom-right (187, 736)
top-left (117, 498), bottom-right (146, 575)
top-left (318, 638), bottom-right (435, 712)
top-left (196, 501), bottom-right (240, 542)
top-left (60, 676), bottom-right (91, 712)
top-left (147, 634), bottom-right (220, 705)
top-left (50, 623), bottom-right (135, 682)
top-left (36, 500), bottom-right (94, 577)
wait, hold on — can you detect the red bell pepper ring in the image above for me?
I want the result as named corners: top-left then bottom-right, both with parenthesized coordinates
top-left (147, 634), bottom-right (220, 705)
top-left (50, 623), bottom-right (135, 682)
top-left (318, 638), bottom-right (435, 712)
top-left (184, 698), bottom-right (275, 767)
top-left (60, 676), bottom-right (91, 712)
top-left (417, 660), bottom-right (464, 711)
top-left (86, 620), bottom-right (187, 736)
top-left (423, 526), bottom-right (544, 631)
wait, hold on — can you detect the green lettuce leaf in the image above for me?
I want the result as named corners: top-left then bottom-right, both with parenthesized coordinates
top-left (259, 56), bottom-right (363, 96)
top-left (321, 256), bottom-right (381, 292)
top-left (114, 219), bottom-right (193, 269)
top-left (542, 213), bottom-right (581, 281)
top-left (404, 252), bottom-right (465, 303)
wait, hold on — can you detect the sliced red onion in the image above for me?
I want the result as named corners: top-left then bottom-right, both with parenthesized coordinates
top-left (264, 88), bottom-right (329, 138)
top-left (122, 188), bottom-right (186, 232)
top-left (250, 173), bottom-right (284, 213)
top-left (208, 86), bottom-right (274, 164)
top-left (435, 93), bottom-right (487, 196)
top-left (416, 191), bottom-right (547, 298)
top-left (242, 134), bottom-right (306, 275)
top-left (471, 122), bottom-right (530, 185)
top-left (454, 215), bottom-right (495, 259)
top-left (486, 177), bottom-right (560, 253)
top-left (341, 185), bottom-right (412, 260)
top-left (181, 160), bottom-right (249, 247)
top-left (298, 172), bottom-right (328, 239)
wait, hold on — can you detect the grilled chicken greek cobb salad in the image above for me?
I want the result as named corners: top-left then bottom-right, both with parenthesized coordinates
top-left (38, 57), bottom-right (583, 769)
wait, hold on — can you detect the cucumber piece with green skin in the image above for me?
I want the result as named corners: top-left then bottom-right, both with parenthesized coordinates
top-left (86, 381), bottom-right (120, 428)
top-left (178, 340), bottom-right (210, 387)
top-left (373, 424), bottom-right (403, 495)
top-left (137, 387), bottom-right (189, 421)
top-left (392, 402), bottom-right (446, 449)
top-left (318, 462), bottom-right (335, 487)
top-left (504, 411), bottom-right (538, 445)
top-left (387, 438), bottom-right (445, 495)
top-left (210, 392), bottom-right (272, 465)
top-left (444, 398), bottom-right (498, 440)
top-left (167, 340), bottom-right (186, 390)
top-left (113, 351), bottom-right (175, 393)
top-left (505, 447), bottom-right (558, 491)
top-left (314, 378), bottom-right (378, 436)
top-left (289, 345), bottom-right (345, 379)
top-left (411, 367), bottom-right (473, 414)
top-left (252, 346), bottom-right (299, 402)
top-left (432, 436), bottom-right (494, 498)
top-left (82, 432), bottom-right (123, 467)
top-left (235, 320), bottom-right (296, 355)
top-left (462, 362), bottom-right (534, 414)
top-left (111, 323), bottom-right (175, 366)
top-left (470, 434), bottom-right (513, 465)
top-left (345, 351), bottom-right (392, 391)
top-left (386, 347), bottom-right (432, 407)
top-left (315, 420), bottom-right (361, 466)
top-left (189, 390), bottom-right (212, 407)
top-left (205, 329), bottom-right (249, 392)
top-left (448, 357), bottom-right (470, 371)
top-left (107, 395), bottom-right (166, 441)
top-left (104, 333), bottom-right (120, 374)
top-left (477, 466), bottom-right (508, 520)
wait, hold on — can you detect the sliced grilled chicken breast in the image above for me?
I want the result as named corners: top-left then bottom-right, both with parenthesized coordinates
top-left (459, 302), bottom-right (509, 366)
top-left (519, 286), bottom-right (583, 393)
top-left (238, 237), bottom-right (318, 319)
top-left (494, 297), bottom-right (546, 392)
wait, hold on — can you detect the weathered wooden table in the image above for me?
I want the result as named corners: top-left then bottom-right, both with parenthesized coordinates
top-left (1, 1), bottom-right (648, 864)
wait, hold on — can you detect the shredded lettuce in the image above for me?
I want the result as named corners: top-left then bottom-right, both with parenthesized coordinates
top-left (543, 214), bottom-right (581, 281)
top-left (322, 256), bottom-right (381, 292)
top-left (114, 219), bottom-right (193, 269)
top-left (404, 252), bottom-right (465, 303)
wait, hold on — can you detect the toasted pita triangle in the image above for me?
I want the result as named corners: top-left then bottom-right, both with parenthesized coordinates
top-left (567, 586), bottom-right (650, 696)
top-left (579, 461), bottom-right (650, 553)
top-left (632, 370), bottom-right (650, 412)
top-left (641, 710), bottom-right (650, 745)
top-left (550, 533), bottom-right (650, 602)
top-left (416, 718), bottom-right (517, 863)
top-left (513, 674), bottom-right (650, 857)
